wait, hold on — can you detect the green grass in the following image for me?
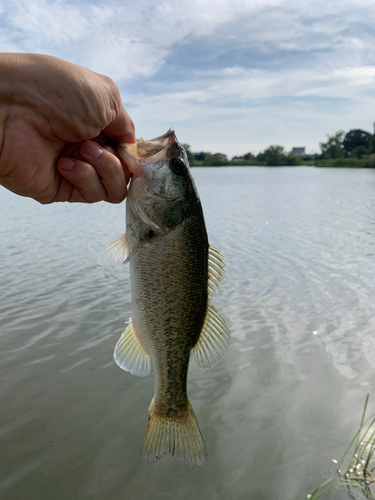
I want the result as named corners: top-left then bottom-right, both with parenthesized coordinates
top-left (313, 156), bottom-right (375, 168)
top-left (307, 477), bottom-right (368, 500)
top-left (307, 393), bottom-right (375, 499)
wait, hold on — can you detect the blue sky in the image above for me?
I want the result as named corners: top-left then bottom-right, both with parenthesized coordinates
top-left (1, 0), bottom-right (375, 157)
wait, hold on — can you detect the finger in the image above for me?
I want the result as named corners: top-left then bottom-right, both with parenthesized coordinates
top-left (57, 157), bottom-right (107, 203)
top-left (103, 145), bottom-right (132, 184)
top-left (103, 145), bottom-right (119, 157)
top-left (117, 142), bottom-right (142, 179)
top-left (57, 132), bottom-right (118, 166)
top-left (78, 141), bottom-right (128, 203)
top-left (103, 105), bottom-right (136, 143)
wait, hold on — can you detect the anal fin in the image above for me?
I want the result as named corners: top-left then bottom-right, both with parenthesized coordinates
top-left (208, 246), bottom-right (226, 298)
top-left (192, 302), bottom-right (230, 369)
top-left (114, 319), bottom-right (151, 377)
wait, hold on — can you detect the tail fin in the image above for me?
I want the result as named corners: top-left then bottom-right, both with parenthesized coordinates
top-left (140, 398), bottom-right (207, 466)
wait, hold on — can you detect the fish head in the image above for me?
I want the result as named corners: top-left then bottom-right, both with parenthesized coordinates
top-left (124, 129), bottom-right (199, 234)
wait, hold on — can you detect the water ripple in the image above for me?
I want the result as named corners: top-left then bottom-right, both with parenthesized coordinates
top-left (2, 168), bottom-right (375, 499)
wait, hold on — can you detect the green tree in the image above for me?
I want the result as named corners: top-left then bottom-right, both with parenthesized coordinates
top-left (343, 129), bottom-right (372, 155)
top-left (368, 135), bottom-right (375, 154)
top-left (320, 130), bottom-right (345, 159)
top-left (257, 145), bottom-right (286, 166)
top-left (202, 154), bottom-right (228, 166)
top-left (285, 152), bottom-right (300, 165)
top-left (352, 145), bottom-right (367, 159)
top-left (243, 152), bottom-right (255, 161)
top-left (194, 151), bottom-right (210, 161)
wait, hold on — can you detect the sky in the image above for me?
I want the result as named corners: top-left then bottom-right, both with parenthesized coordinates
top-left (1, 0), bottom-right (375, 157)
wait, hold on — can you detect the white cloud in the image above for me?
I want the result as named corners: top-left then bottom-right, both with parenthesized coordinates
top-left (0, 1), bottom-right (245, 75)
top-left (0, 0), bottom-right (308, 80)
top-left (125, 63), bottom-right (375, 155)
top-left (1, 0), bottom-right (375, 154)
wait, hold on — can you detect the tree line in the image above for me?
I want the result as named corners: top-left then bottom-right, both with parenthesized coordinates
top-left (319, 129), bottom-right (375, 159)
top-left (184, 127), bottom-right (375, 167)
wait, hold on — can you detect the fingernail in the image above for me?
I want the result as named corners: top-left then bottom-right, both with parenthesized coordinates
top-left (84, 141), bottom-right (103, 158)
top-left (60, 158), bottom-right (75, 171)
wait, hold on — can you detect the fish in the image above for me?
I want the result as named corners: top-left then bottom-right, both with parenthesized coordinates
top-left (98, 128), bottom-right (230, 466)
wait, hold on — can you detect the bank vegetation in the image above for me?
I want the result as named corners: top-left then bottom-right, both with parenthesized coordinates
top-left (185, 128), bottom-right (375, 167)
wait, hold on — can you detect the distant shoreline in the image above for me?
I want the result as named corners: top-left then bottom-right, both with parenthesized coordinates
top-left (190, 157), bottom-right (375, 168)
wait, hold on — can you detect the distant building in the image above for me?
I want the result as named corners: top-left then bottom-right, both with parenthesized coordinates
top-left (213, 153), bottom-right (228, 161)
top-left (292, 147), bottom-right (306, 157)
top-left (192, 152), bottom-right (211, 160)
top-left (232, 156), bottom-right (243, 162)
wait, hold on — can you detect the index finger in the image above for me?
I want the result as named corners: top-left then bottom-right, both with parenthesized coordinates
top-left (103, 105), bottom-right (136, 144)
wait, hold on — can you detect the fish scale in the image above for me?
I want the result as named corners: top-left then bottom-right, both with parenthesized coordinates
top-left (130, 211), bottom-right (208, 414)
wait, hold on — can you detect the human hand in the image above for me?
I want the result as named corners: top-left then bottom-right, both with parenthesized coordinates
top-left (0, 53), bottom-right (136, 204)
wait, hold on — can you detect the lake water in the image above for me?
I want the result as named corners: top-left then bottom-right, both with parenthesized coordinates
top-left (1, 166), bottom-right (375, 500)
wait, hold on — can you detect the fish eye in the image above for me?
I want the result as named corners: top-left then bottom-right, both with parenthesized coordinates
top-left (170, 157), bottom-right (186, 175)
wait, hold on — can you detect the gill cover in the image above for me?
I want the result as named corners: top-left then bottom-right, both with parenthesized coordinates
top-left (125, 129), bottom-right (198, 234)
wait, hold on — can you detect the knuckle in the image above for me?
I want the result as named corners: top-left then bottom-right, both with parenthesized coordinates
top-left (38, 198), bottom-right (52, 205)
top-left (100, 150), bottom-right (122, 174)
top-left (103, 76), bottom-right (122, 111)
top-left (105, 189), bottom-right (126, 204)
top-left (77, 163), bottom-right (93, 182)
top-left (86, 195), bottom-right (105, 203)
top-left (107, 77), bottom-right (121, 101)
top-left (128, 117), bottom-right (136, 135)
top-left (82, 184), bottom-right (106, 203)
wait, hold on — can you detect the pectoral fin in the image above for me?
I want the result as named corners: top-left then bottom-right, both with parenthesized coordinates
top-left (192, 303), bottom-right (230, 369)
top-left (98, 231), bottom-right (152, 265)
top-left (98, 234), bottom-right (129, 265)
top-left (114, 319), bottom-right (151, 377)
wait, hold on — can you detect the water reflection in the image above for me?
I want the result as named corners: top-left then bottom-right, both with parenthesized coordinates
top-left (1, 167), bottom-right (375, 499)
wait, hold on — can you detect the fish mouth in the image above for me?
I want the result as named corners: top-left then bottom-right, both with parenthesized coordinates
top-left (139, 128), bottom-right (176, 156)
top-left (118, 129), bottom-right (181, 178)
top-left (137, 128), bottom-right (180, 161)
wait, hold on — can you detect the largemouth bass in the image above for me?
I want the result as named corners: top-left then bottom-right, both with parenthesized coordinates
top-left (99, 129), bottom-right (230, 466)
